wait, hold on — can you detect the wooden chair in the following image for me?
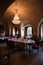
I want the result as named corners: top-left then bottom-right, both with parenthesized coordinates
top-left (32, 43), bottom-right (40, 53)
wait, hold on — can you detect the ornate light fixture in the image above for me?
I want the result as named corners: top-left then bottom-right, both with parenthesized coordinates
top-left (12, 9), bottom-right (21, 24)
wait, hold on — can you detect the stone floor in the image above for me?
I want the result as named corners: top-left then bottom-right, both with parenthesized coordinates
top-left (0, 45), bottom-right (43, 65)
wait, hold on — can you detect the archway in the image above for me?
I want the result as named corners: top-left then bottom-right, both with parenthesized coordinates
top-left (21, 19), bottom-right (33, 38)
top-left (37, 18), bottom-right (43, 40)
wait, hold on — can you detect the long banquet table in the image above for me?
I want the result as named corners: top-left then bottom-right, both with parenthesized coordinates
top-left (8, 38), bottom-right (35, 53)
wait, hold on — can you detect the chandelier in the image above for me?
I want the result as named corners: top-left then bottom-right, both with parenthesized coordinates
top-left (12, 9), bottom-right (21, 24)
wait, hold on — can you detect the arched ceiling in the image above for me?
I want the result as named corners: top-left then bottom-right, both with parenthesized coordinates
top-left (3, 0), bottom-right (43, 25)
top-left (0, 0), bottom-right (43, 28)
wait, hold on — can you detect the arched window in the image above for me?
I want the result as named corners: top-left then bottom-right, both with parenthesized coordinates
top-left (27, 26), bottom-right (32, 38)
top-left (27, 27), bottom-right (32, 36)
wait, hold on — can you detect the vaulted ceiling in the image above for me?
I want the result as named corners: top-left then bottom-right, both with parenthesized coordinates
top-left (0, 0), bottom-right (43, 16)
top-left (0, 0), bottom-right (43, 28)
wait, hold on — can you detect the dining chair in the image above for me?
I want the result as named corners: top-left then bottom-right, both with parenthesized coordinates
top-left (32, 42), bottom-right (40, 53)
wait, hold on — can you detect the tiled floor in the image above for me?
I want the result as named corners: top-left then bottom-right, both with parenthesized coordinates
top-left (0, 45), bottom-right (43, 65)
